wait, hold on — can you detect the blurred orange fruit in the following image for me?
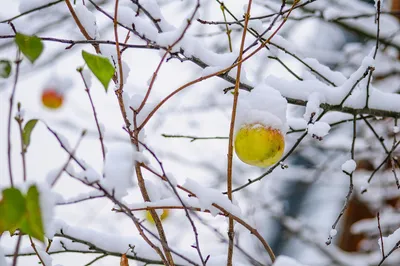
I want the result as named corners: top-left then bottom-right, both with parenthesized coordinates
top-left (41, 89), bottom-right (63, 109)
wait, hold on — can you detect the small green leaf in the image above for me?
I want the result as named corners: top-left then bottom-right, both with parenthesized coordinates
top-left (15, 33), bottom-right (44, 63)
top-left (82, 50), bottom-right (115, 91)
top-left (23, 119), bottom-right (38, 148)
top-left (0, 188), bottom-right (26, 234)
top-left (0, 60), bottom-right (11, 78)
top-left (19, 185), bottom-right (45, 242)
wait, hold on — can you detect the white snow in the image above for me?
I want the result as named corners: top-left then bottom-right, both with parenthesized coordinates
top-left (101, 143), bottom-right (135, 199)
top-left (307, 121), bottom-right (331, 139)
top-left (183, 178), bottom-right (241, 217)
top-left (393, 126), bottom-right (399, 134)
top-left (379, 227), bottom-right (400, 255)
top-left (74, 2), bottom-right (99, 39)
top-left (235, 84), bottom-right (288, 134)
top-left (76, 166), bottom-right (101, 183)
top-left (36, 245), bottom-right (53, 266)
top-left (49, 220), bottom-right (166, 262)
top-left (304, 92), bottom-right (323, 122)
top-left (330, 229), bottom-right (338, 237)
top-left (273, 256), bottom-right (309, 266)
top-left (303, 58), bottom-right (347, 86)
top-left (341, 159), bottom-right (357, 174)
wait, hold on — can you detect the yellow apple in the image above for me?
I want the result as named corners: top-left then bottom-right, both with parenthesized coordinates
top-left (234, 123), bottom-right (285, 167)
top-left (146, 209), bottom-right (169, 224)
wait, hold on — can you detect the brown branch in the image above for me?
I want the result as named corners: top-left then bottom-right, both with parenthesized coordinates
top-left (226, 1), bottom-right (253, 264)
top-left (64, 0), bottom-right (100, 53)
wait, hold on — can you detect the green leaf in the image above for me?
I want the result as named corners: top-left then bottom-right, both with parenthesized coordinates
top-left (23, 119), bottom-right (38, 148)
top-left (19, 185), bottom-right (45, 242)
top-left (0, 188), bottom-right (26, 234)
top-left (15, 33), bottom-right (44, 63)
top-left (0, 60), bottom-right (11, 78)
top-left (82, 50), bottom-right (115, 91)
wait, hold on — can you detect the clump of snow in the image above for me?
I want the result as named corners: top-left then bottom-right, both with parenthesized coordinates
top-left (74, 2), bottom-right (99, 39)
top-left (236, 84), bottom-right (288, 134)
top-left (304, 92), bottom-right (324, 123)
top-left (273, 256), bottom-right (309, 266)
top-left (35, 182), bottom-right (56, 238)
top-left (76, 166), bottom-right (102, 183)
top-left (393, 126), bottom-right (399, 134)
top-left (330, 229), bottom-right (338, 237)
top-left (307, 121), bottom-right (330, 140)
top-left (342, 159), bottom-right (357, 174)
top-left (183, 179), bottom-right (241, 217)
top-left (36, 246), bottom-right (53, 266)
top-left (303, 58), bottom-right (346, 86)
top-left (101, 144), bottom-right (135, 199)
top-left (115, 60), bottom-right (130, 86)
top-left (379, 227), bottom-right (400, 255)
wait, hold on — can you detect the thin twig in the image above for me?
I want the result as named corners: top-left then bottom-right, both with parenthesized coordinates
top-left (15, 104), bottom-right (27, 182)
top-left (78, 70), bottom-right (105, 161)
top-left (11, 234), bottom-right (22, 266)
top-left (84, 254), bottom-right (107, 266)
top-left (136, 0), bottom-right (201, 113)
top-left (0, 0), bottom-right (64, 23)
top-left (377, 212), bottom-right (385, 258)
top-left (326, 115), bottom-right (357, 245)
top-left (220, 3), bottom-right (233, 52)
top-left (364, 140), bottom-right (400, 186)
top-left (377, 240), bottom-right (400, 266)
top-left (226, 1), bottom-right (253, 264)
top-left (7, 53), bottom-right (21, 187)
top-left (51, 130), bottom-right (86, 187)
top-left (161, 134), bottom-right (228, 142)
top-left (366, 0), bottom-right (381, 108)
top-left (64, 0), bottom-right (101, 53)
top-left (29, 236), bottom-right (46, 266)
